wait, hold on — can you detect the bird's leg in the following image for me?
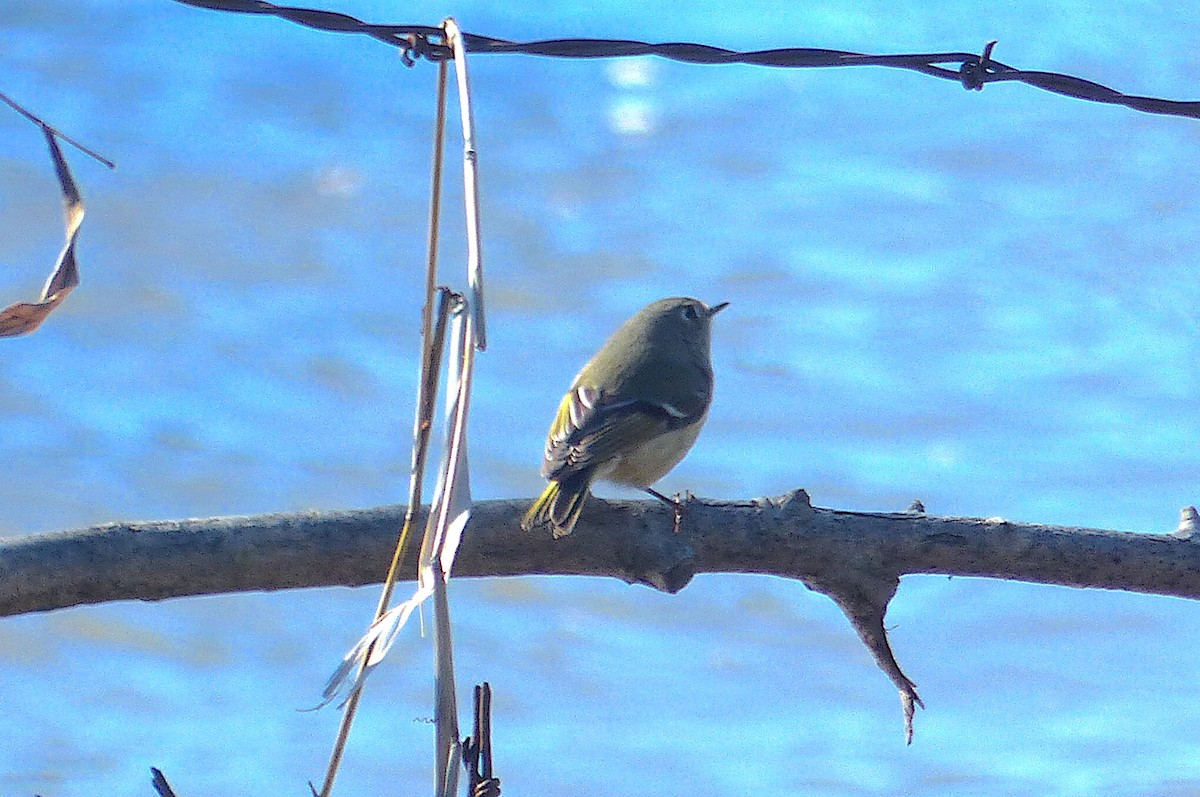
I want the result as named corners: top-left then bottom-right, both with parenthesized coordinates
top-left (644, 487), bottom-right (688, 533)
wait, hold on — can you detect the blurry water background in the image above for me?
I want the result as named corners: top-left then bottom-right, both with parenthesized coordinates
top-left (2, 1), bottom-right (1199, 795)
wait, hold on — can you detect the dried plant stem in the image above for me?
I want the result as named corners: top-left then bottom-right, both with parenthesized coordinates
top-left (316, 58), bottom-right (451, 797)
top-left (0, 89), bottom-right (115, 168)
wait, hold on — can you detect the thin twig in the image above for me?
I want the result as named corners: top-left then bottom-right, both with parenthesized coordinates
top-left (314, 294), bottom-right (452, 794)
top-left (481, 683), bottom-right (493, 780)
top-left (0, 90), bottom-right (115, 169)
top-left (464, 683), bottom-right (499, 797)
top-left (149, 768), bottom-right (179, 797)
top-left (315, 59), bottom-right (452, 797)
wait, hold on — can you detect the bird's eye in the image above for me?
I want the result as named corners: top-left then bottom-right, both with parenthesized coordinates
top-left (680, 304), bottom-right (700, 321)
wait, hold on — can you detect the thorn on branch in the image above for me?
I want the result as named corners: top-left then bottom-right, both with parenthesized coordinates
top-left (796, 502), bottom-right (922, 742)
top-left (1174, 506), bottom-right (1200, 540)
top-left (822, 582), bottom-right (923, 744)
top-left (769, 487), bottom-right (815, 517)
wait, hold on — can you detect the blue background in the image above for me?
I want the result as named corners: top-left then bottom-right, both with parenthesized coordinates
top-left (2, 1), bottom-right (1199, 794)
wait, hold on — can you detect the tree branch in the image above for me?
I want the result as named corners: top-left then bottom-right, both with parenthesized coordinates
top-left (3, 489), bottom-right (1197, 740)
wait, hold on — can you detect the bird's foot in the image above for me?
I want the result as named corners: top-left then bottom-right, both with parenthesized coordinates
top-left (644, 488), bottom-right (693, 533)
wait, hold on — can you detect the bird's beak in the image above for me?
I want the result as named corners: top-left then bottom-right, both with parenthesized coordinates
top-left (707, 301), bottom-right (730, 317)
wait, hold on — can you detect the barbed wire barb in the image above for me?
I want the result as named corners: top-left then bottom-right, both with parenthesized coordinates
top-left (171, 0), bottom-right (1200, 120)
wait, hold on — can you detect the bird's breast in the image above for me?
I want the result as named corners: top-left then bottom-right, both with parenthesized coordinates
top-left (602, 416), bottom-right (707, 488)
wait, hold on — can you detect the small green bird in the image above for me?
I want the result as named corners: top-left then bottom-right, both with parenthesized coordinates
top-left (523, 296), bottom-right (728, 537)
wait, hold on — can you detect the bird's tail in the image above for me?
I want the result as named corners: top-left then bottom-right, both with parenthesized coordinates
top-left (522, 471), bottom-right (593, 538)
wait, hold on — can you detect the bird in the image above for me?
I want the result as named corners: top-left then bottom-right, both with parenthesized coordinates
top-left (522, 296), bottom-right (727, 537)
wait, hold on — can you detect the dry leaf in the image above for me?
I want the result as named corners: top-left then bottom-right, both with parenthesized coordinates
top-left (0, 127), bottom-right (85, 337)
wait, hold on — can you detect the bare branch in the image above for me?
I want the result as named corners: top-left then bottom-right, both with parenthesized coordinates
top-left (4, 490), bottom-right (1197, 616)
top-left (3, 490), bottom-right (1197, 740)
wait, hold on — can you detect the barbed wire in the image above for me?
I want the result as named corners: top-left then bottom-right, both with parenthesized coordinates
top-left (172, 0), bottom-right (1200, 121)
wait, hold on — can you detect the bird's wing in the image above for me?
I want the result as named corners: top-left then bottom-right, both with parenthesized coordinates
top-left (541, 386), bottom-right (691, 481)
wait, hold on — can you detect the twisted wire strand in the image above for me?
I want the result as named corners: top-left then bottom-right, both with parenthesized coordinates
top-left (172, 0), bottom-right (1200, 120)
